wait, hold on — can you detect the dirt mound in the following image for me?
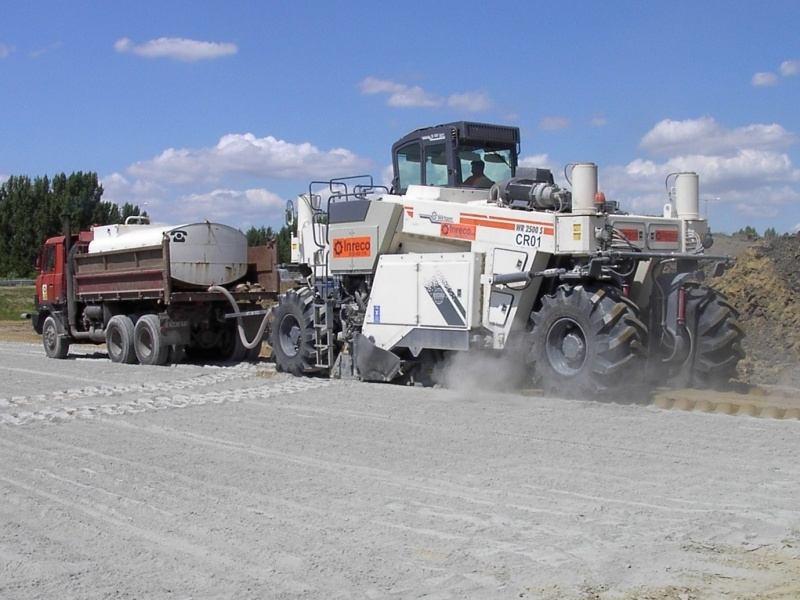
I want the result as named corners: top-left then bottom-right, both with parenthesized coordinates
top-left (714, 235), bottom-right (800, 386)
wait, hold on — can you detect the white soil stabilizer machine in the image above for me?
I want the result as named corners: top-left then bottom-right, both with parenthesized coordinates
top-left (272, 122), bottom-right (743, 392)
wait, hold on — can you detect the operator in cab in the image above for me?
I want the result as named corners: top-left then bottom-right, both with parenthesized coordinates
top-left (463, 160), bottom-right (494, 188)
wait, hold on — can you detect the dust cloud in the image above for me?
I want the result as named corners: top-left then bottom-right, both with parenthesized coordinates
top-left (433, 350), bottom-right (527, 394)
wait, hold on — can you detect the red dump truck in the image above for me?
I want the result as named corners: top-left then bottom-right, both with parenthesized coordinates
top-left (30, 217), bottom-right (278, 364)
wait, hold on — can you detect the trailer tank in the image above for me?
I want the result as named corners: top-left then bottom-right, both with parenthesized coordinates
top-left (88, 221), bottom-right (248, 288)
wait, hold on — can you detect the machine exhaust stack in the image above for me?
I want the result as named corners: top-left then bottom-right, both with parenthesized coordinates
top-left (571, 163), bottom-right (598, 215)
top-left (673, 172), bottom-right (700, 220)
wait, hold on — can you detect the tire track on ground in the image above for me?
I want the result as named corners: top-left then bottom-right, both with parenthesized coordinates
top-left (0, 373), bottom-right (328, 426)
top-left (0, 363), bottom-right (262, 409)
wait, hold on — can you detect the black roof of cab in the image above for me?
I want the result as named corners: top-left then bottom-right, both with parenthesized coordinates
top-left (391, 121), bottom-right (520, 153)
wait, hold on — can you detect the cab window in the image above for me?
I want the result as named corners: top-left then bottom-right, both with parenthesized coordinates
top-left (396, 143), bottom-right (422, 193)
top-left (43, 245), bottom-right (57, 272)
top-left (458, 146), bottom-right (514, 187)
top-left (424, 143), bottom-right (448, 186)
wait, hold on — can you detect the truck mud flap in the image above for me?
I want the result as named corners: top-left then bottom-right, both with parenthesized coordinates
top-left (353, 333), bottom-right (402, 382)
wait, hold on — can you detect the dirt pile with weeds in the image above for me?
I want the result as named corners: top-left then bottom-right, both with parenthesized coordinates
top-left (715, 235), bottom-right (800, 386)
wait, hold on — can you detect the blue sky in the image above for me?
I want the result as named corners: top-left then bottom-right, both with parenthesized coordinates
top-left (1, 0), bottom-right (799, 232)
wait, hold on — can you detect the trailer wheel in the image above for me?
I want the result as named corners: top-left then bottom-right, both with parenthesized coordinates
top-left (686, 285), bottom-right (744, 387)
top-left (42, 315), bottom-right (70, 359)
top-left (105, 315), bottom-right (137, 364)
top-left (527, 285), bottom-right (646, 395)
top-left (133, 314), bottom-right (169, 366)
top-left (270, 288), bottom-right (317, 375)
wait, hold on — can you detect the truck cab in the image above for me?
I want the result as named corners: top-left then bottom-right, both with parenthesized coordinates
top-left (32, 231), bottom-right (92, 333)
top-left (391, 121), bottom-right (520, 194)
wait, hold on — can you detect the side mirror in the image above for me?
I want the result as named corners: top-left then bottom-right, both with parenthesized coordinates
top-left (34, 253), bottom-right (42, 271)
top-left (285, 199), bottom-right (295, 227)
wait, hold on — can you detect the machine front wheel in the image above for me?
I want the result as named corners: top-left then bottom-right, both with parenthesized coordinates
top-left (527, 285), bottom-right (646, 396)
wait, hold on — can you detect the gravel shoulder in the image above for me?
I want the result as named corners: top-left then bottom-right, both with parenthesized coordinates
top-left (1, 342), bottom-right (799, 598)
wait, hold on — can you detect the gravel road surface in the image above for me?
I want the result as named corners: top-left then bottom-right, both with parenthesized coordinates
top-left (1, 341), bottom-right (799, 599)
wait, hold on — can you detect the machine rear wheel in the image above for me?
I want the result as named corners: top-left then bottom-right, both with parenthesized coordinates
top-left (687, 285), bottom-right (744, 387)
top-left (269, 288), bottom-right (317, 375)
top-left (42, 315), bottom-right (70, 359)
top-left (133, 314), bottom-right (169, 366)
top-left (106, 315), bottom-right (137, 364)
top-left (527, 285), bottom-right (646, 395)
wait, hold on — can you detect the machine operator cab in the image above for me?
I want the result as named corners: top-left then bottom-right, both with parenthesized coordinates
top-left (391, 121), bottom-right (520, 194)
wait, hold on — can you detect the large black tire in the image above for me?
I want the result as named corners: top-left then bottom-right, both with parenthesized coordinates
top-left (217, 323), bottom-right (247, 363)
top-left (269, 288), bottom-right (317, 375)
top-left (133, 314), bottom-right (169, 366)
top-left (42, 315), bottom-right (70, 359)
top-left (686, 285), bottom-right (744, 387)
top-left (105, 315), bottom-right (137, 364)
top-left (527, 285), bottom-right (646, 395)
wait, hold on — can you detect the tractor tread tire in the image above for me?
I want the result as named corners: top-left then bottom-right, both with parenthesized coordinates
top-left (528, 284), bottom-right (646, 395)
top-left (687, 286), bottom-right (744, 387)
top-left (269, 288), bottom-right (319, 376)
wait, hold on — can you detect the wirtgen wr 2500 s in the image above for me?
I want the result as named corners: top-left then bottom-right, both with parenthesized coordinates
top-left (271, 122), bottom-right (743, 393)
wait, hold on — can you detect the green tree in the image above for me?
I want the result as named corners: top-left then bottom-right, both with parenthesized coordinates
top-left (0, 172), bottom-right (144, 277)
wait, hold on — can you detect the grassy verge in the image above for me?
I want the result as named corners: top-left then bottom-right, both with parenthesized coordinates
top-left (0, 286), bottom-right (35, 320)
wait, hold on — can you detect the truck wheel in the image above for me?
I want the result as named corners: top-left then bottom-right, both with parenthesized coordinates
top-left (218, 326), bottom-right (247, 362)
top-left (42, 315), bottom-right (70, 359)
top-left (105, 315), bottom-right (137, 364)
top-left (270, 288), bottom-right (317, 375)
top-left (687, 285), bottom-right (744, 387)
top-left (527, 285), bottom-right (646, 395)
top-left (133, 314), bottom-right (169, 366)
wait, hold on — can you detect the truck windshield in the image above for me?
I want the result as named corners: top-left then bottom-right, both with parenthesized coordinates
top-left (458, 146), bottom-right (514, 187)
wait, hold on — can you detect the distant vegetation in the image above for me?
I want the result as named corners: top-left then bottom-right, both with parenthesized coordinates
top-left (245, 224), bottom-right (294, 263)
top-left (0, 172), bottom-right (145, 278)
top-left (733, 225), bottom-right (779, 240)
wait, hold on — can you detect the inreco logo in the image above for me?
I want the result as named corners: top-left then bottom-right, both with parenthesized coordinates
top-left (332, 236), bottom-right (372, 258)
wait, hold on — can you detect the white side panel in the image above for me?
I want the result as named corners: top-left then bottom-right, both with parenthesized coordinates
top-left (363, 252), bottom-right (480, 350)
top-left (417, 256), bottom-right (475, 329)
top-left (366, 256), bottom-right (418, 326)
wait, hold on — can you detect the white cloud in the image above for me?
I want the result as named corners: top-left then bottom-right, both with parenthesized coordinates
top-left (127, 133), bottom-right (370, 184)
top-left (381, 164), bottom-right (394, 188)
top-left (29, 41), bottom-right (62, 58)
top-left (612, 150), bottom-right (799, 190)
top-left (781, 59), bottom-right (800, 77)
top-left (590, 115), bottom-right (608, 127)
top-left (519, 153), bottom-right (555, 172)
top-left (179, 188), bottom-right (284, 222)
top-left (114, 36), bottom-right (237, 62)
top-left (0, 43), bottom-right (14, 59)
top-left (101, 172), bottom-right (168, 210)
top-left (358, 77), bottom-right (492, 111)
top-left (539, 116), bottom-right (570, 131)
top-left (447, 91), bottom-right (492, 112)
top-left (359, 77), bottom-right (440, 108)
top-left (601, 116), bottom-right (800, 219)
top-left (752, 71), bottom-right (779, 87)
top-left (0, 174), bottom-right (8, 184)
top-left (640, 117), bottom-right (795, 156)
